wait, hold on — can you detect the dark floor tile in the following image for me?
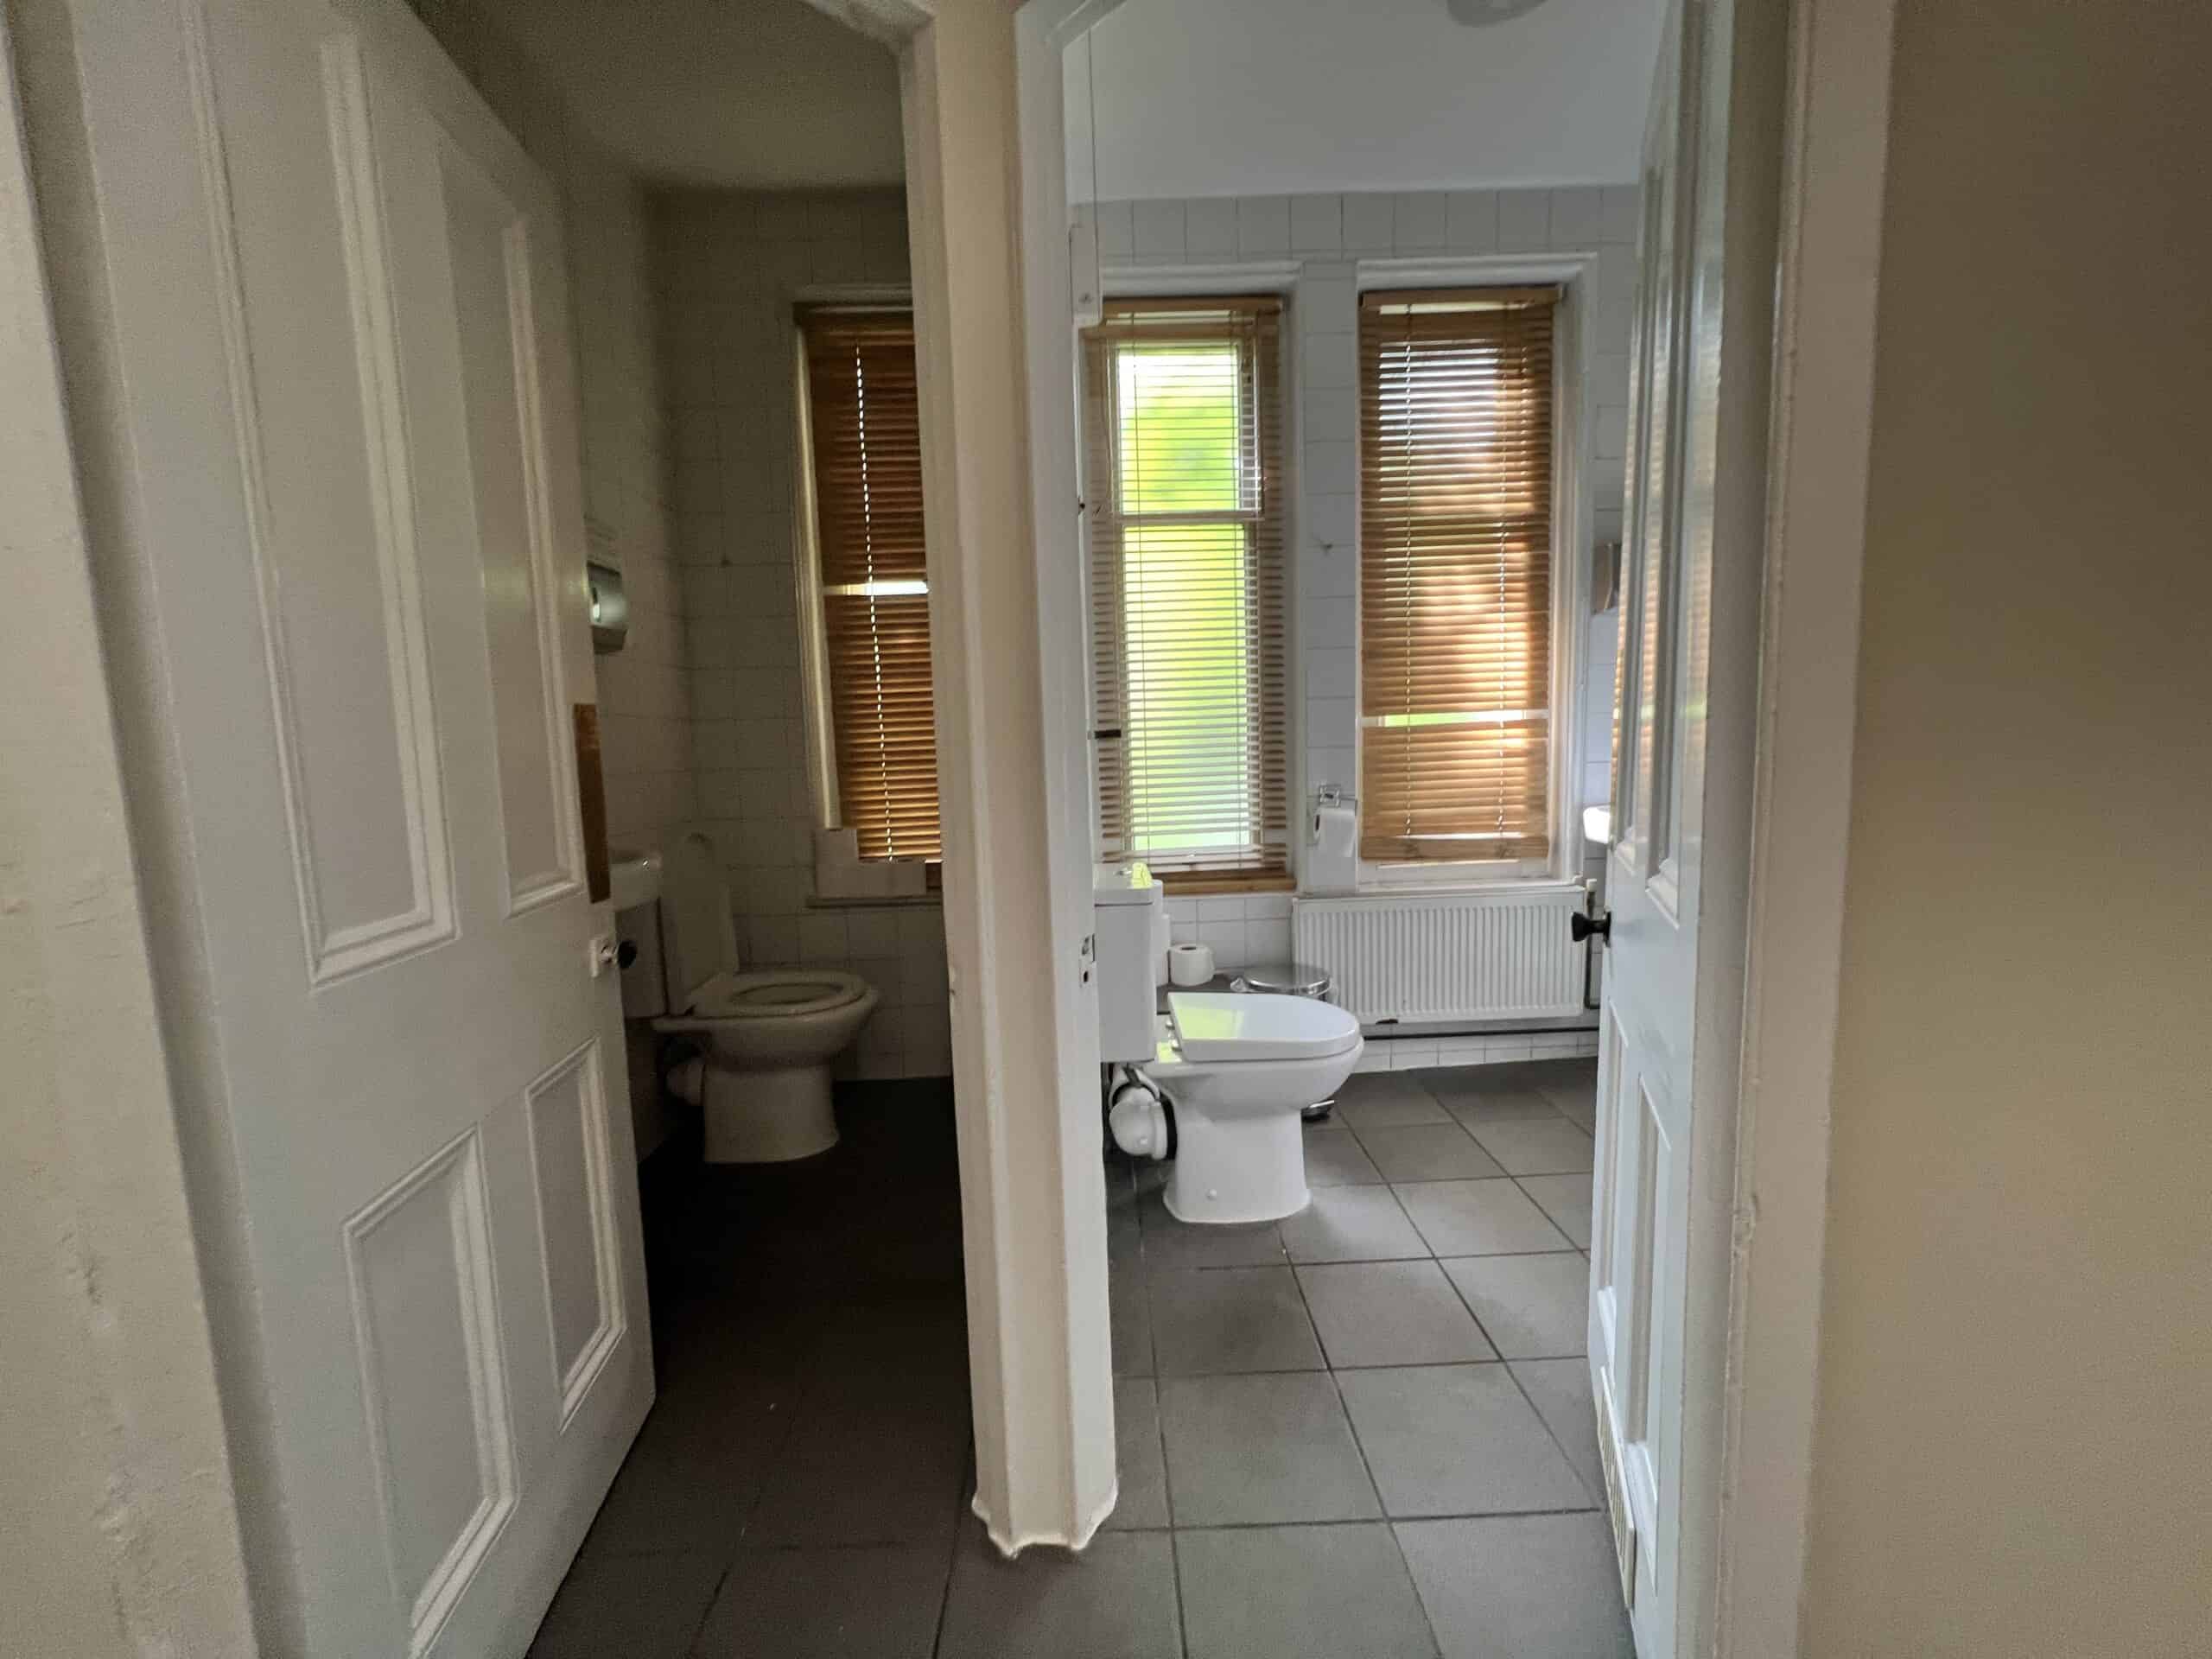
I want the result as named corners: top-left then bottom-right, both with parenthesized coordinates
top-left (579, 1375), bottom-right (795, 1557)
top-left (689, 1543), bottom-right (947, 1658)
top-left (1440, 1255), bottom-right (1590, 1360)
top-left (1516, 1175), bottom-right (1594, 1249)
top-left (1355, 1123), bottom-right (1506, 1182)
top-left (745, 1376), bottom-right (969, 1547)
top-left (1106, 1376), bottom-right (1169, 1530)
top-left (1464, 1119), bottom-right (1595, 1177)
top-left (1138, 1188), bottom-right (1288, 1272)
top-left (1333, 1072), bottom-right (1452, 1129)
top-left (1393, 1180), bottom-right (1573, 1256)
top-left (1112, 1262), bottom-right (1155, 1378)
top-left (1278, 1185), bottom-right (1429, 1263)
top-left (1176, 1523), bottom-right (1439, 1659)
top-left (1303, 1126), bottom-right (1386, 1186)
top-left (937, 1529), bottom-right (1181, 1659)
top-left (1395, 1515), bottom-right (1633, 1659)
top-left (1337, 1364), bottom-right (1589, 1518)
top-left (1159, 1371), bottom-right (1380, 1525)
top-left (1297, 1261), bottom-right (1494, 1369)
top-left (526, 1548), bottom-right (723, 1659)
top-left (1510, 1359), bottom-right (1605, 1504)
top-left (1149, 1267), bottom-right (1324, 1375)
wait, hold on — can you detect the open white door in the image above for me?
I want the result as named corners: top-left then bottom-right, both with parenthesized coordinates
top-left (1586, 0), bottom-right (1775, 1652)
top-left (28, 0), bottom-right (651, 1651)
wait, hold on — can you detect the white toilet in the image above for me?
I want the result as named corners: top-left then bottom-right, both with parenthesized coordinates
top-left (653, 834), bottom-right (880, 1164)
top-left (1141, 992), bottom-right (1363, 1224)
top-left (1093, 864), bottom-right (1363, 1224)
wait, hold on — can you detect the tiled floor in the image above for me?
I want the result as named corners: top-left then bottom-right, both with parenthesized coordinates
top-left (532, 1058), bottom-right (1630, 1657)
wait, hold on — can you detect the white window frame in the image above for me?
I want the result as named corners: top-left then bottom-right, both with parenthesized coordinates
top-left (787, 284), bottom-right (932, 891)
top-left (1093, 261), bottom-right (1301, 877)
top-left (1351, 252), bottom-right (1597, 892)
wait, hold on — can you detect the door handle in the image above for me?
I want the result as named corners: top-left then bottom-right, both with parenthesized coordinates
top-left (1571, 910), bottom-right (1611, 945)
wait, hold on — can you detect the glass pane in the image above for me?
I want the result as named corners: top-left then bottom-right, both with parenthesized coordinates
top-left (1116, 345), bottom-right (1244, 514)
top-left (1123, 521), bottom-right (1252, 855)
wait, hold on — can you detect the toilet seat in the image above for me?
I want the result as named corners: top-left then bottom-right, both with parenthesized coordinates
top-left (1165, 991), bottom-right (1360, 1065)
top-left (687, 969), bottom-right (868, 1020)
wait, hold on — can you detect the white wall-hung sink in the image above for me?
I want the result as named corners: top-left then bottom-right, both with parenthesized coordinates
top-left (1582, 806), bottom-right (1612, 849)
top-left (609, 847), bottom-right (663, 911)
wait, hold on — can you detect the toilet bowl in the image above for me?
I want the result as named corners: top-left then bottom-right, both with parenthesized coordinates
top-left (1140, 991), bottom-right (1364, 1224)
top-left (654, 834), bottom-right (879, 1163)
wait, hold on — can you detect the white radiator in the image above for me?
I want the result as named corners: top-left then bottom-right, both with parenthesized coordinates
top-left (1293, 888), bottom-right (1590, 1026)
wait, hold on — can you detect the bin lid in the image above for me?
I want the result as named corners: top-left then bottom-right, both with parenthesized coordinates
top-left (1230, 960), bottom-right (1333, 997)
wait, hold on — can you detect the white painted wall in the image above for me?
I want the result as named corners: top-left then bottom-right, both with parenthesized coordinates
top-left (651, 188), bottom-right (955, 1081)
top-left (1067, 0), bottom-right (1665, 201)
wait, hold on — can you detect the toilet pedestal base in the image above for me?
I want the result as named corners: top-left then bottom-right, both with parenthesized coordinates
top-left (700, 1061), bottom-right (839, 1163)
top-left (1163, 1105), bottom-right (1309, 1224)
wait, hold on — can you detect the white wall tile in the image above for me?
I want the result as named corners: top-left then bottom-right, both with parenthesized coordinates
top-left (1497, 189), bottom-right (1550, 251)
top-left (1237, 196), bottom-right (1291, 255)
top-left (1601, 184), bottom-right (1640, 246)
top-left (1184, 197), bottom-right (1239, 256)
top-left (1341, 193), bottom-right (1395, 253)
top-left (1446, 190), bottom-right (1500, 252)
top-left (1289, 194), bottom-right (1343, 253)
top-left (1548, 185), bottom-right (1606, 247)
top-left (1133, 199), bottom-right (1186, 257)
top-left (1392, 192), bottom-right (1447, 251)
top-left (1096, 200), bottom-right (1135, 259)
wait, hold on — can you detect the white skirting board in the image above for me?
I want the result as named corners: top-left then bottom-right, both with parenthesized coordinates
top-left (1293, 888), bottom-right (1592, 1027)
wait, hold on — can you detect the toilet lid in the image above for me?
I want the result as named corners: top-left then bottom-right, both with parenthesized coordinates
top-left (690, 969), bottom-right (869, 1020)
top-left (1167, 991), bottom-right (1361, 1063)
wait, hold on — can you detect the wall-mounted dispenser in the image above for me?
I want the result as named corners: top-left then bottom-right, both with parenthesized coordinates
top-left (587, 559), bottom-right (628, 654)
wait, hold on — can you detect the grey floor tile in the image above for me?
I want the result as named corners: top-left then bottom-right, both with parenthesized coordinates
top-left (1159, 1371), bottom-right (1380, 1525)
top-left (1106, 1376), bottom-right (1169, 1529)
top-left (1304, 1126), bottom-right (1385, 1186)
top-left (1395, 1515), bottom-right (1633, 1659)
top-left (526, 1548), bottom-right (723, 1659)
top-left (1297, 1261), bottom-right (1495, 1369)
top-left (1435, 1086), bottom-right (1568, 1127)
top-left (1440, 1254), bottom-right (1590, 1359)
top-left (746, 1379), bottom-right (969, 1547)
top-left (1551, 1091), bottom-right (1598, 1134)
top-left (1465, 1119), bottom-right (1595, 1176)
top-left (1150, 1267), bottom-right (1324, 1376)
top-left (580, 1376), bottom-right (793, 1557)
top-left (1395, 1180), bottom-right (1573, 1256)
top-left (1113, 1262), bottom-right (1155, 1377)
top-left (1511, 1359), bottom-right (1605, 1503)
top-left (1334, 1073), bottom-right (1452, 1129)
top-left (689, 1544), bottom-right (946, 1658)
top-left (1338, 1364), bottom-right (1590, 1517)
top-left (938, 1529), bottom-right (1181, 1659)
top-left (1279, 1185), bottom-right (1429, 1263)
top-left (1177, 1523), bottom-right (1439, 1659)
top-left (1518, 1174), bottom-right (1594, 1249)
top-left (1356, 1123), bottom-right (1506, 1182)
top-left (1139, 1188), bottom-right (1287, 1272)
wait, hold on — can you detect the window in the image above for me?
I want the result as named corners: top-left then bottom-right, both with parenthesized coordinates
top-left (1082, 299), bottom-right (1288, 883)
top-left (1358, 286), bottom-right (1560, 865)
top-left (798, 309), bottom-right (938, 862)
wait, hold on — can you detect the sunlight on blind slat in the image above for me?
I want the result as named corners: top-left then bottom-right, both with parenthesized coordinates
top-left (1084, 300), bottom-right (1287, 878)
top-left (800, 310), bottom-right (940, 861)
top-left (1359, 287), bottom-right (1558, 863)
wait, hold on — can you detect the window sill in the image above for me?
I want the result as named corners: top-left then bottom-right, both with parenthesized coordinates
top-left (1158, 870), bottom-right (1295, 897)
top-left (805, 891), bottom-right (943, 911)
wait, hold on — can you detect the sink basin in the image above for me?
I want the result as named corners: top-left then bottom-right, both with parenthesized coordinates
top-left (608, 847), bottom-right (662, 910)
top-left (1582, 806), bottom-right (1612, 849)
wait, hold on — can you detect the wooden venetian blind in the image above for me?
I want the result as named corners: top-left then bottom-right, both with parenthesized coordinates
top-left (1358, 287), bottom-right (1558, 863)
top-left (1082, 299), bottom-right (1287, 880)
top-left (799, 310), bottom-right (939, 861)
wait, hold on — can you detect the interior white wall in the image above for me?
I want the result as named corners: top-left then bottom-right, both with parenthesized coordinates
top-left (1066, 0), bottom-right (1665, 201)
top-left (1080, 184), bottom-right (1636, 993)
top-left (1, 7), bottom-right (258, 1645)
top-left (650, 188), bottom-right (955, 1081)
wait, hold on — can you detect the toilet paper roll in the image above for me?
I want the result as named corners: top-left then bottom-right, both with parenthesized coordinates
top-left (1168, 942), bottom-right (1215, 987)
top-left (1307, 802), bottom-right (1358, 895)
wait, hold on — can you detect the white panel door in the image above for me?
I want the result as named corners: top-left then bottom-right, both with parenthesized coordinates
top-left (1587, 0), bottom-right (1739, 1653)
top-left (41, 0), bottom-right (651, 1651)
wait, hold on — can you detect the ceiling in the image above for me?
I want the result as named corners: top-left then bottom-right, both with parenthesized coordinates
top-left (475, 0), bottom-right (904, 188)
top-left (1070, 0), bottom-right (1667, 200)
